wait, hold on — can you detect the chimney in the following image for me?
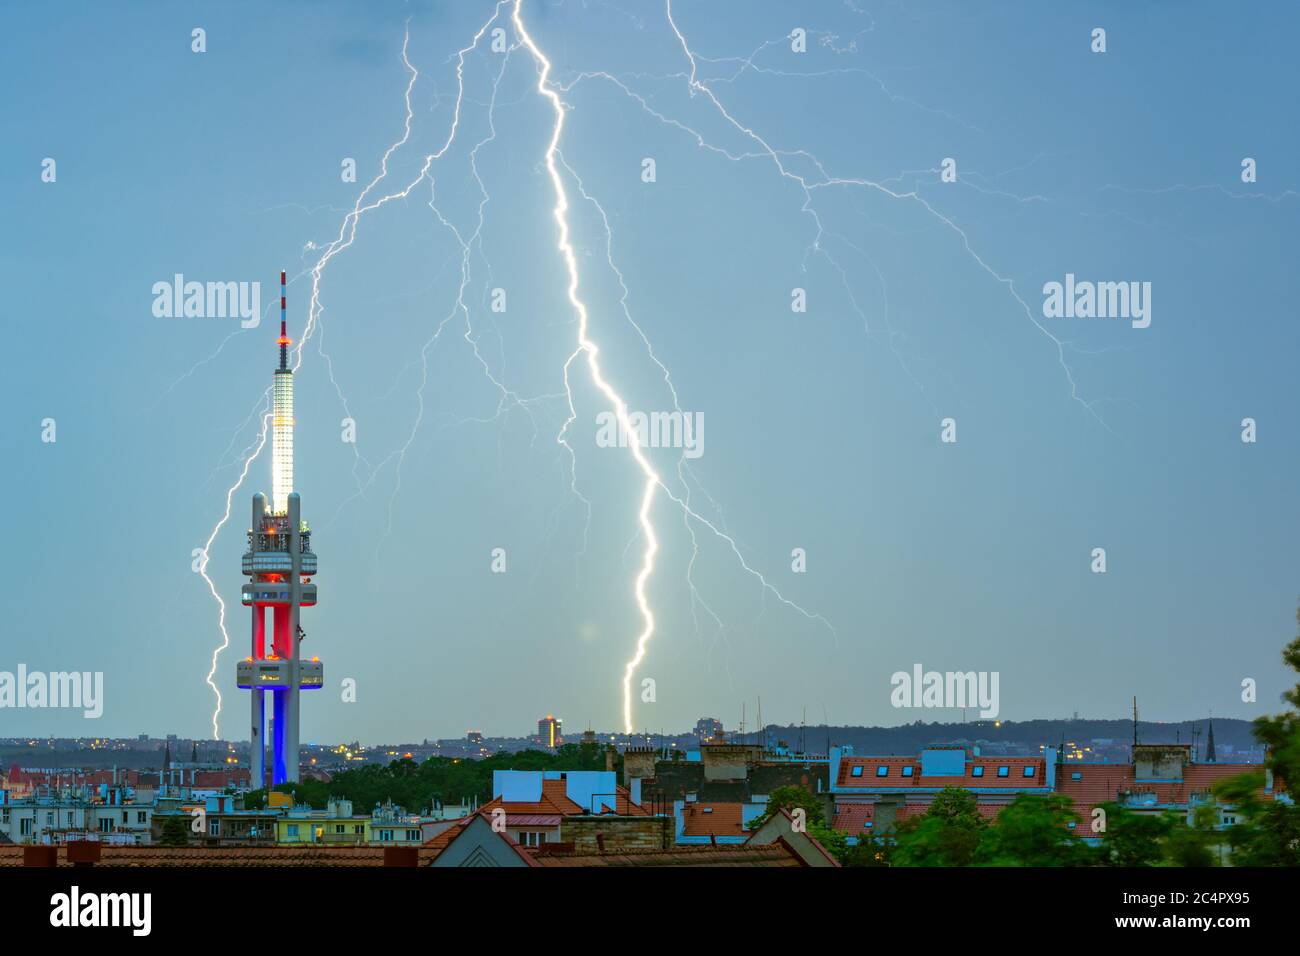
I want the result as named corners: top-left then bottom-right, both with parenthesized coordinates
top-left (383, 846), bottom-right (419, 868)
top-left (23, 846), bottom-right (58, 868)
top-left (67, 840), bottom-right (101, 867)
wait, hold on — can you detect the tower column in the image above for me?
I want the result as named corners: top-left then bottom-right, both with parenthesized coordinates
top-left (286, 493), bottom-right (302, 783)
top-left (250, 493), bottom-right (267, 790)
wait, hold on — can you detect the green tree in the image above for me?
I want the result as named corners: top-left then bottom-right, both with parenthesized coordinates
top-left (747, 784), bottom-right (846, 863)
top-left (1094, 803), bottom-right (1174, 866)
top-left (748, 784), bottom-right (828, 829)
top-left (159, 814), bottom-right (190, 847)
top-left (975, 794), bottom-right (1092, 867)
top-left (1211, 604), bottom-right (1300, 866)
top-left (890, 786), bottom-right (987, 867)
top-left (1163, 803), bottom-right (1218, 867)
top-left (843, 838), bottom-right (893, 867)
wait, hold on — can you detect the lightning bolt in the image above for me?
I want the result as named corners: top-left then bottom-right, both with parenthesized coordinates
top-left (662, 0), bottom-right (1105, 425)
top-left (516, 1), bottom-right (836, 733)
top-left (199, 7), bottom-right (508, 739)
top-left (203, 1), bottom-right (845, 741)
top-left (513, 0), bottom-right (664, 735)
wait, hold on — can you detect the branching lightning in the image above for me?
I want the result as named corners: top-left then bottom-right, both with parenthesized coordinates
top-left (513, 0), bottom-right (664, 736)
top-left (515, 0), bottom-right (836, 733)
top-left (200, 7), bottom-right (508, 738)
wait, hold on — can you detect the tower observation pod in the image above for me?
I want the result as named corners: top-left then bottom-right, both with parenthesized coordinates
top-left (235, 271), bottom-right (322, 787)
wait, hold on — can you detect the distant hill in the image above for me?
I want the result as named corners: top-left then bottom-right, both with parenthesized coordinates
top-left (759, 718), bottom-right (1261, 757)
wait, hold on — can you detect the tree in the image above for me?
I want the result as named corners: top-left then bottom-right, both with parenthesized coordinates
top-left (1211, 604), bottom-right (1300, 866)
top-left (747, 784), bottom-right (846, 863)
top-left (159, 815), bottom-right (190, 847)
top-left (974, 794), bottom-right (1092, 867)
top-left (890, 786), bottom-right (987, 867)
top-left (1163, 803), bottom-right (1218, 867)
top-left (748, 784), bottom-right (828, 830)
top-left (1093, 802), bottom-right (1174, 866)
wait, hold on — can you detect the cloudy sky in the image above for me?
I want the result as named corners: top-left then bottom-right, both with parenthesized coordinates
top-left (3, 1), bottom-right (1298, 744)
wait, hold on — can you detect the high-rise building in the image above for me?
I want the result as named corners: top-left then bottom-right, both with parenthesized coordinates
top-left (537, 715), bottom-right (562, 748)
top-left (694, 717), bottom-right (724, 742)
top-left (236, 272), bottom-right (323, 786)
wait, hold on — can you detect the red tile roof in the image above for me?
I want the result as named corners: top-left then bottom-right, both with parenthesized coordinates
top-left (1054, 761), bottom-right (1267, 827)
top-left (479, 778), bottom-right (649, 817)
top-left (837, 755), bottom-right (1047, 789)
top-left (529, 844), bottom-right (802, 867)
top-left (831, 803), bottom-right (874, 832)
top-left (681, 802), bottom-right (745, 838)
top-left (0, 845), bottom-right (441, 867)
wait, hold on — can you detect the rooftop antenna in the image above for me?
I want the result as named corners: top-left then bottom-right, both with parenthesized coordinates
top-left (822, 702), bottom-right (831, 758)
top-left (277, 270), bottom-right (290, 371)
top-left (1132, 696), bottom-right (1139, 754)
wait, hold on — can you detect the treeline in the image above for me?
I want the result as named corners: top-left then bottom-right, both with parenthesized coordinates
top-left (246, 742), bottom-right (613, 812)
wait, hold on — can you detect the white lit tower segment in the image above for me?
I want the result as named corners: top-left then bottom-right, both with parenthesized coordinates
top-left (272, 326), bottom-right (293, 515)
top-left (236, 271), bottom-right (322, 787)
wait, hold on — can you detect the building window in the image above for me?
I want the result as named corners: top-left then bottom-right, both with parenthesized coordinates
top-left (287, 824), bottom-right (299, 837)
top-left (1071, 771), bottom-right (1082, 781)
top-left (407, 830), bottom-right (419, 841)
top-left (876, 765), bottom-right (889, 777)
top-left (99, 818), bottom-right (112, 833)
top-left (850, 766), bottom-right (863, 778)
top-left (1023, 766), bottom-right (1035, 778)
top-left (209, 820), bottom-right (221, 837)
top-left (902, 766), bottom-right (914, 777)
top-left (20, 819), bottom-right (33, 836)
top-left (997, 766), bottom-right (1010, 778)
top-left (971, 767), bottom-right (984, 778)
top-left (335, 824), bottom-right (346, 834)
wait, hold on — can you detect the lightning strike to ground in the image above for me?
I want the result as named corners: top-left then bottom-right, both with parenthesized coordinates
top-left (200, 6), bottom-right (507, 738)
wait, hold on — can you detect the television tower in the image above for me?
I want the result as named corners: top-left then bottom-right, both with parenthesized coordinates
top-left (235, 271), bottom-right (323, 786)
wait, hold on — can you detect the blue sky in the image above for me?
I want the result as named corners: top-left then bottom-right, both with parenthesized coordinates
top-left (2, 1), bottom-right (1298, 744)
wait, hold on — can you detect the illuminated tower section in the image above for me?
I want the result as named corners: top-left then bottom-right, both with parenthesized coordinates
top-left (236, 271), bottom-right (323, 786)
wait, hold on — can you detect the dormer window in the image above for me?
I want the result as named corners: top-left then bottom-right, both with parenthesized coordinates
top-left (902, 766), bottom-right (914, 777)
top-left (876, 765), bottom-right (889, 777)
top-left (997, 766), bottom-right (1010, 778)
top-left (851, 766), bottom-right (864, 778)
top-left (971, 766), bottom-right (985, 778)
